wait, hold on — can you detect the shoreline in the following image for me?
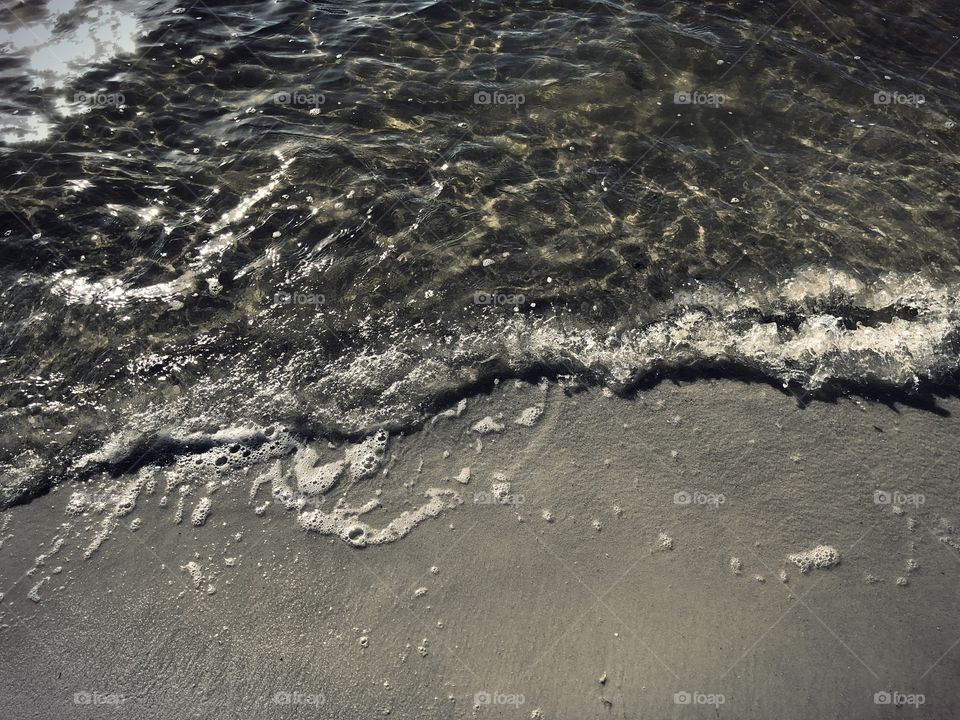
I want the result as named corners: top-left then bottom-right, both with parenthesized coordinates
top-left (5, 364), bottom-right (959, 513)
top-left (2, 378), bottom-right (959, 718)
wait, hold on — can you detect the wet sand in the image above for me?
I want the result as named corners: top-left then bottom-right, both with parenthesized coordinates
top-left (2, 378), bottom-right (959, 719)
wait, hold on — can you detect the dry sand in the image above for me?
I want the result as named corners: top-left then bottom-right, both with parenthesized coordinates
top-left (1, 378), bottom-right (959, 719)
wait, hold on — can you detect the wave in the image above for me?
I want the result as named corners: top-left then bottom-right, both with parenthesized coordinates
top-left (277, 266), bottom-right (960, 435)
top-left (14, 264), bottom-right (960, 554)
top-left (5, 265), bottom-right (956, 508)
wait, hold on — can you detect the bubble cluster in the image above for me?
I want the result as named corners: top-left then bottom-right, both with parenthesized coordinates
top-left (171, 425), bottom-right (297, 487)
top-left (787, 545), bottom-right (840, 573)
top-left (294, 446), bottom-right (345, 496)
top-left (471, 417), bottom-right (504, 434)
top-left (514, 406), bottom-right (543, 427)
top-left (83, 518), bottom-right (116, 560)
top-left (27, 577), bottom-right (50, 603)
top-left (490, 476), bottom-right (511, 502)
top-left (298, 489), bottom-right (461, 547)
top-left (65, 492), bottom-right (89, 516)
top-left (114, 478), bottom-right (144, 517)
top-left (344, 429), bottom-right (390, 482)
top-left (191, 497), bottom-right (212, 527)
top-left (181, 560), bottom-right (203, 589)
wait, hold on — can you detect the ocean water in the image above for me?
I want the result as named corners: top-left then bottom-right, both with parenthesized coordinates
top-left (2, 0), bottom-right (960, 507)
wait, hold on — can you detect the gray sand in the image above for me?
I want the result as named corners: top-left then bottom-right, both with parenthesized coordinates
top-left (1, 379), bottom-right (959, 719)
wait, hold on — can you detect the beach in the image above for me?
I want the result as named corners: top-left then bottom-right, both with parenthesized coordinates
top-left (2, 378), bottom-right (958, 719)
top-left (3, 0), bottom-right (960, 717)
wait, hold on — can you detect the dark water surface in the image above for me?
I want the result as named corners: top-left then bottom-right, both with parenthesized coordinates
top-left (2, 0), bottom-right (960, 503)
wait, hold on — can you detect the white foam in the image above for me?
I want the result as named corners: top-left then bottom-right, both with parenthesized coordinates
top-left (490, 476), bottom-right (511, 502)
top-left (298, 488), bottom-right (461, 547)
top-left (190, 497), bottom-right (212, 527)
top-left (787, 545), bottom-right (840, 573)
top-left (343, 430), bottom-right (389, 482)
top-left (84, 517), bottom-right (115, 559)
top-left (66, 492), bottom-right (88, 516)
top-left (181, 561), bottom-right (203, 589)
top-left (471, 417), bottom-right (505, 434)
top-left (514, 406), bottom-right (543, 427)
top-left (294, 445), bottom-right (345, 496)
top-left (27, 577), bottom-right (50, 603)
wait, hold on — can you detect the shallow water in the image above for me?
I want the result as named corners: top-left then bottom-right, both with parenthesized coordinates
top-left (2, 0), bottom-right (960, 504)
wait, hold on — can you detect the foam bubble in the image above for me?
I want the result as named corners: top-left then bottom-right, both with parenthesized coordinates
top-left (83, 517), bottom-right (116, 559)
top-left (181, 561), bottom-right (203, 589)
top-left (490, 476), bottom-right (511, 502)
top-left (65, 492), bottom-right (88, 516)
top-left (471, 417), bottom-right (504, 434)
top-left (787, 545), bottom-right (840, 573)
top-left (514, 406), bottom-right (543, 427)
top-left (191, 497), bottom-right (213, 527)
top-left (344, 430), bottom-right (389, 482)
top-left (27, 577), bottom-right (50, 603)
top-left (298, 488), bottom-right (461, 547)
top-left (33, 537), bottom-right (64, 570)
top-left (113, 478), bottom-right (143, 517)
top-left (295, 450), bottom-right (345, 496)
